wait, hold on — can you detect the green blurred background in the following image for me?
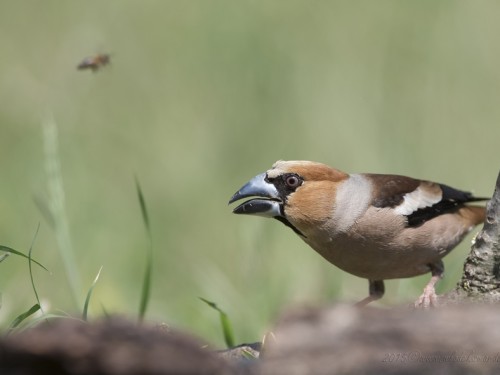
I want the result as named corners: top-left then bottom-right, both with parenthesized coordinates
top-left (0, 1), bottom-right (499, 345)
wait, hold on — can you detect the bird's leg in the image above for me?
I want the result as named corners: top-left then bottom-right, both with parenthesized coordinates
top-left (355, 280), bottom-right (385, 307)
top-left (414, 261), bottom-right (444, 309)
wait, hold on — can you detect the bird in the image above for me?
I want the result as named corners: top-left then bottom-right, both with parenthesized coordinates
top-left (229, 160), bottom-right (488, 307)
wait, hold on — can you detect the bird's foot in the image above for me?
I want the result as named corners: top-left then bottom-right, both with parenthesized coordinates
top-left (414, 284), bottom-right (438, 309)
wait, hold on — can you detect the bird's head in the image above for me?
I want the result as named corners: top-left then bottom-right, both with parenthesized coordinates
top-left (229, 160), bottom-right (348, 237)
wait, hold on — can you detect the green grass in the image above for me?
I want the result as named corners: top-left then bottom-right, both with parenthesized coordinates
top-left (0, 1), bottom-right (498, 345)
top-left (1, 229), bottom-right (49, 332)
top-left (0, 245), bottom-right (47, 272)
top-left (8, 304), bottom-right (41, 332)
top-left (42, 116), bottom-right (81, 310)
top-left (199, 297), bottom-right (235, 348)
top-left (1, 174), bottom-right (155, 329)
top-left (27, 224), bottom-right (46, 321)
top-left (135, 177), bottom-right (153, 323)
top-left (82, 266), bottom-right (103, 321)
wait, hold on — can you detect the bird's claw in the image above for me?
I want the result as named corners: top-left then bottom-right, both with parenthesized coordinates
top-left (414, 285), bottom-right (438, 309)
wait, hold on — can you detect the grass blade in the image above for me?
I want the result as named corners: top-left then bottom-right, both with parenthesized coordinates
top-left (138, 258), bottom-right (153, 323)
top-left (101, 303), bottom-right (110, 318)
top-left (33, 194), bottom-right (56, 229)
top-left (28, 223), bottom-right (46, 321)
top-left (9, 304), bottom-right (41, 330)
top-left (19, 313), bottom-right (77, 331)
top-left (199, 297), bottom-right (235, 348)
top-left (0, 245), bottom-right (48, 271)
top-left (0, 253), bottom-right (10, 263)
top-left (136, 177), bottom-right (153, 323)
top-left (82, 266), bottom-right (103, 321)
top-left (135, 177), bottom-right (151, 235)
top-left (42, 117), bottom-right (81, 309)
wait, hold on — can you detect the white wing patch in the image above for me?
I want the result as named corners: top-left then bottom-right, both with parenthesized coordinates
top-left (394, 185), bottom-right (442, 216)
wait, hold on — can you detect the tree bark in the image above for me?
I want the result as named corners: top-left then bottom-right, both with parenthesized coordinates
top-left (442, 170), bottom-right (500, 304)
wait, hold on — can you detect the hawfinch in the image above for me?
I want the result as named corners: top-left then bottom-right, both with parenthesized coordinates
top-left (229, 160), bottom-right (488, 307)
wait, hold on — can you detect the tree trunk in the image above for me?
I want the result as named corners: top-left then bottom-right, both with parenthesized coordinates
top-left (442, 170), bottom-right (500, 304)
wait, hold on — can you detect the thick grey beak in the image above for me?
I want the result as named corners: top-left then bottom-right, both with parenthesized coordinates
top-left (228, 173), bottom-right (282, 217)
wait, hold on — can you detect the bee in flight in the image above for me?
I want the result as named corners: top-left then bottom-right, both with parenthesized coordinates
top-left (77, 53), bottom-right (111, 72)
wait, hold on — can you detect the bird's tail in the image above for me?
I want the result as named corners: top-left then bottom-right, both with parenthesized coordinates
top-left (460, 205), bottom-right (487, 226)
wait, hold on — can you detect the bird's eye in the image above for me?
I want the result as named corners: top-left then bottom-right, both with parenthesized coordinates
top-left (285, 175), bottom-right (301, 188)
